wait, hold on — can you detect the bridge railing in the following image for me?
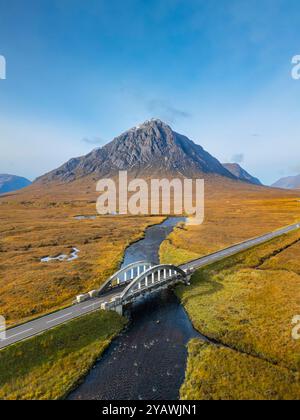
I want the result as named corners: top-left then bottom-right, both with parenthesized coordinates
top-left (76, 263), bottom-right (192, 306)
top-left (76, 261), bottom-right (155, 303)
top-left (120, 264), bottom-right (188, 302)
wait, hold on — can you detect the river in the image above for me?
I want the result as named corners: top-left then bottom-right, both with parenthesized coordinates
top-left (68, 217), bottom-right (204, 401)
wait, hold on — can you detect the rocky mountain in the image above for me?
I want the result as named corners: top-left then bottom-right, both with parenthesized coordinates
top-left (36, 119), bottom-right (236, 183)
top-left (222, 163), bottom-right (262, 186)
top-left (0, 174), bottom-right (32, 194)
top-left (272, 174), bottom-right (300, 190)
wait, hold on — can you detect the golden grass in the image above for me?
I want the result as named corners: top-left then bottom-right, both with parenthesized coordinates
top-left (1, 178), bottom-right (300, 328)
top-left (0, 196), bottom-right (163, 326)
top-left (2, 167), bottom-right (300, 400)
top-left (181, 339), bottom-right (300, 400)
top-left (0, 310), bottom-right (127, 400)
top-left (260, 241), bottom-right (300, 274)
top-left (163, 186), bottom-right (300, 262)
top-left (161, 229), bottom-right (300, 399)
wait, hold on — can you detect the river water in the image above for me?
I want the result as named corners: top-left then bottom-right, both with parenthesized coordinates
top-left (68, 217), bottom-right (203, 401)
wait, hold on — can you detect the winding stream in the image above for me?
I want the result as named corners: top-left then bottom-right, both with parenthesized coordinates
top-left (68, 217), bottom-right (204, 401)
top-left (41, 247), bottom-right (80, 263)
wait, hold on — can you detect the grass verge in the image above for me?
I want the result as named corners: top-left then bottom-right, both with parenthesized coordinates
top-left (0, 310), bottom-right (127, 400)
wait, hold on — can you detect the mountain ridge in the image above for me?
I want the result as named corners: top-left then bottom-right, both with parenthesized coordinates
top-left (272, 174), bottom-right (300, 190)
top-left (222, 163), bottom-right (262, 186)
top-left (35, 119), bottom-right (236, 184)
top-left (0, 174), bottom-right (32, 194)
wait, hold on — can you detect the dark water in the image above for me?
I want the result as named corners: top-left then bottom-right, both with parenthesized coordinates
top-left (68, 217), bottom-right (203, 401)
top-left (121, 217), bottom-right (186, 266)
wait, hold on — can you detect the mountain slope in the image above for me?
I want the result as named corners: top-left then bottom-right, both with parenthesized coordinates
top-left (0, 174), bottom-right (31, 194)
top-left (36, 119), bottom-right (235, 184)
top-left (222, 163), bottom-right (262, 186)
top-left (272, 175), bottom-right (300, 190)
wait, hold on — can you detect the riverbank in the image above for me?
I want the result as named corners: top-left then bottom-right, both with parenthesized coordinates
top-left (68, 216), bottom-right (196, 400)
top-left (181, 338), bottom-right (300, 400)
top-left (0, 310), bottom-right (126, 400)
top-left (161, 228), bottom-right (300, 400)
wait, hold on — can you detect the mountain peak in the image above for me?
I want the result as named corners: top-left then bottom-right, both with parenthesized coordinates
top-left (134, 118), bottom-right (170, 128)
top-left (222, 163), bottom-right (262, 186)
top-left (127, 119), bottom-right (169, 132)
top-left (35, 121), bottom-right (236, 184)
top-left (127, 119), bottom-right (173, 138)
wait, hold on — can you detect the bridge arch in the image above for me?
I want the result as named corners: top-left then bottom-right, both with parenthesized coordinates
top-left (98, 261), bottom-right (155, 295)
top-left (120, 264), bottom-right (187, 302)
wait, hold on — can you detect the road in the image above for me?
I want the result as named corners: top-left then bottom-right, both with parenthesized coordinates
top-left (1, 221), bottom-right (299, 350)
top-left (181, 222), bottom-right (300, 272)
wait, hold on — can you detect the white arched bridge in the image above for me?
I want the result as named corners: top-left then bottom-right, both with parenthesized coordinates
top-left (76, 261), bottom-right (193, 315)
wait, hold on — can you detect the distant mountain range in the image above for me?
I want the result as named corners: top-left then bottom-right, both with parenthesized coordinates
top-left (36, 119), bottom-right (263, 187)
top-left (222, 163), bottom-right (262, 186)
top-left (0, 174), bottom-right (32, 194)
top-left (272, 174), bottom-right (300, 190)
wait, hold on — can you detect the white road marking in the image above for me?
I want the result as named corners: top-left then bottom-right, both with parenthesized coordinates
top-left (6, 328), bottom-right (34, 340)
top-left (82, 303), bottom-right (98, 310)
top-left (46, 312), bottom-right (73, 324)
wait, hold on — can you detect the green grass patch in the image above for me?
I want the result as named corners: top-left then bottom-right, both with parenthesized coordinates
top-left (181, 339), bottom-right (300, 401)
top-left (159, 227), bottom-right (201, 266)
top-left (0, 310), bottom-right (127, 400)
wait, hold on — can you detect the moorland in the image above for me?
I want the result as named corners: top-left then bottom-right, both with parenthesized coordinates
top-left (1, 174), bottom-right (300, 400)
top-left (162, 223), bottom-right (300, 399)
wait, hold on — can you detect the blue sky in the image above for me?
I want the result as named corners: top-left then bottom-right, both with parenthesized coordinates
top-left (1, 0), bottom-right (300, 184)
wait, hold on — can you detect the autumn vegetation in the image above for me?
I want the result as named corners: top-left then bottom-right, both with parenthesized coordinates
top-left (0, 310), bottom-right (126, 400)
top-left (0, 192), bottom-right (164, 326)
top-left (1, 176), bottom-right (300, 400)
top-left (161, 228), bottom-right (300, 400)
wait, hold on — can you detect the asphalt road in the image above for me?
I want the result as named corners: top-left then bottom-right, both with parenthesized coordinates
top-left (181, 222), bottom-right (300, 272)
top-left (1, 221), bottom-right (299, 350)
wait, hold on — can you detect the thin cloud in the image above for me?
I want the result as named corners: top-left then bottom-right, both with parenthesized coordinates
top-left (81, 136), bottom-right (105, 146)
top-left (231, 153), bottom-right (244, 164)
top-left (147, 99), bottom-right (191, 123)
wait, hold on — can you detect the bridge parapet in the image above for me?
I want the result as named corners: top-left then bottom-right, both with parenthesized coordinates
top-left (101, 264), bottom-right (189, 315)
top-left (76, 262), bottom-right (190, 311)
top-left (120, 264), bottom-right (188, 302)
top-left (97, 261), bottom-right (155, 296)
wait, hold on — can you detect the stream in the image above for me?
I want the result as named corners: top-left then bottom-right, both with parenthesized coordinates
top-left (68, 217), bottom-right (203, 400)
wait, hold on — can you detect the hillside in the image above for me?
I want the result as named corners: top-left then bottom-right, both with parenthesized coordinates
top-left (35, 119), bottom-right (236, 184)
top-left (222, 163), bottom-right (262, 186)
top-left (272, 175), bottom-right (300, 190)
top-left (0, 174), bottom-right (31, 194)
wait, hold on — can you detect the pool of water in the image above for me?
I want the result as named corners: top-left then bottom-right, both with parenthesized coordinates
top-left (41, 247), bottom-right (80, 263)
